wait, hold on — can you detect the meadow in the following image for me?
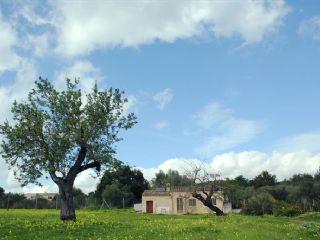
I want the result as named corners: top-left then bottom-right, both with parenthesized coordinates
top-left (0, 209), bottom-right (319, 240)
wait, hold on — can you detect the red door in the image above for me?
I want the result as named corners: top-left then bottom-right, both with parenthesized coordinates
top-left (146, 201), bottom-right (153, 213)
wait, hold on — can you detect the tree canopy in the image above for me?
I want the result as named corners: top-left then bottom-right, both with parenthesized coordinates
top-left (0, 77), bottom-right (137, 220)
top-left (250, 171), bottom-right (277, 188)
top-left (151, 169), bottom-right (193, 188)
top-left (96, 164), bottom-right (149, 207)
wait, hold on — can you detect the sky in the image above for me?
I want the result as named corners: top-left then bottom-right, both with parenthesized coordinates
top-left (0, 0), bottom-right (320, 194)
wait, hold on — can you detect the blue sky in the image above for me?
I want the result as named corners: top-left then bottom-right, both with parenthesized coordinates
top-left (0, 0), bottom-right (320, 193)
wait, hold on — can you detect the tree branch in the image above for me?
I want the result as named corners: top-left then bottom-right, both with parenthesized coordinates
top-left (49, 171), bottom-right (62, 184)
top-left (208, 183), bottom-right (214, 198)
top-left (79, 161), bottom-right (101, 173)
top-left (66, 145), bottom-right (87, 180)
top-left (202, 190), bottom-right (209, 197)
top-left (74, 145), bottom-right (87, 169)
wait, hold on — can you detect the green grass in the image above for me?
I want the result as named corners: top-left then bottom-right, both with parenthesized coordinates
top-left (0, 209), bottom-right (319, 240)
top-left (295, 212), bottom-right (320, 223)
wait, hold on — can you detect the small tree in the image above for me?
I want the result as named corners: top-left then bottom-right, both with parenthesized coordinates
top-left (185, 161), bottom-right (224, 216)
top-left (151, 169), bottom-right (193, 188)
top-left (0, 77), bottom-right (137, 221)
top-left (314, 167), bottom-right (320, 181)
top-left (96, 164), bottom-right (149, 206)
top-left (250, 171), bottom-right (277, 188)
top-left (0, 187), bottom-right (4, 198)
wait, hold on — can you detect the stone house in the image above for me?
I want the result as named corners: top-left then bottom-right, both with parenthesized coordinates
top-left (142, 186), bottom-right (231, 214)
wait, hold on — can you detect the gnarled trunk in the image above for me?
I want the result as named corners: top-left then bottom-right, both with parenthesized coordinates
top-left (206, 202), bottom-right (224, 216)
top-left (192, 192), bottom-right (225, 216)
top-left (58, 182), bottom-right (76, 221)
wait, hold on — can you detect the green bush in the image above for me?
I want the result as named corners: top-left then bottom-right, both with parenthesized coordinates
top-left (242, 193), bottom-right (276, 215)
top-left (273, 201), bottom-right (303, 217)
top-left (313, 200), bottom-right (320, 211)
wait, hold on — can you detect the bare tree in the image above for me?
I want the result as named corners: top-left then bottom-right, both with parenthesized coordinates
top-left (184, 160), bottom-right (224, 216)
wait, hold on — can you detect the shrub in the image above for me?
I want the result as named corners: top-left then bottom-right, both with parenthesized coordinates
top-left (242, 193), bottom-right (276, 215)
top-left (273, 201), bottom-right (303, 217)
top-left (314, 200), bottom-right (320, 211)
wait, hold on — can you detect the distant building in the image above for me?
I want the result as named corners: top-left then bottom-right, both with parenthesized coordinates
top-left (24, 193), bottom-right (58, 201)
top-left (142, 186), bottom-right (232, 215)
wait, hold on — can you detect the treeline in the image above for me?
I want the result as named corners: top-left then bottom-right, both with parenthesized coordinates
top-left (2, 164), bottom-right (320, 216)
top-left (150, 168), bottom-right (320, 216)
top-left (0, 187), bottom-right (89, 209)
top-left (223, 169), bottom-right (320, 216)
top-left (0, 164), bottom-right (149, 210)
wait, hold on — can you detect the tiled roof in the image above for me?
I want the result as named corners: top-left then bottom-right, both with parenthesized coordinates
top-left (142, 190), bottom-right (171, 196)
top-left (143, 185), bottom-right (223, 196)
top-left (170, 186), bottom-right (216, 192)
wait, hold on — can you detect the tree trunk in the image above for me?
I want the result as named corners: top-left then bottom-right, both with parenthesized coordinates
top-left (58, 182), bottom-right (76, 221)
top-left (206, 203), bottom-right (224, 216)
top-left (192, 192), bottom-right (225, 216)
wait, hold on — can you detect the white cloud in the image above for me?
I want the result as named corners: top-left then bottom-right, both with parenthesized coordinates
top-left (0, 58), bottom-right (38, 193)
top-left (211, 150), bottom-right (320, 180)
top-left (153, 88), bottom-right (173, 110)
top-left (24, 33), bottom-right (51, 57)
top-left (154, 121), bottom-right (169, 130)
top-left (0, 59), bottom-right (37, 123)
top-left (1, 158), bottom-right (99, 194)
top-left (123, 95), bottom-right (139, 115)
top-left (140, 150), bottom-right (320, 182)
top-left (54, 60), bottom-right (103, 92)
top-left (139, 158), bottom-right (202, 181)
top-left (74, 170), bottom-right (101, 194)
top-left (0, 158), bottom-right (59, 194)
top-left (275, 131), bottom-right (320, 154)
top-left (0, 11), bottom-right (20, 72)
top-left (193, 102), bottom-right (263, 155)
top-left (15, 1), bottom-right (52, 26)
top-left (51, 0), bottom-right (290, 56)
top-left (298, 16), bottom-right (320, 41)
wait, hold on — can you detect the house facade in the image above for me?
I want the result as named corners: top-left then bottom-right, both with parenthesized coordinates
top-left (142, 186), bottom-right (232, 215)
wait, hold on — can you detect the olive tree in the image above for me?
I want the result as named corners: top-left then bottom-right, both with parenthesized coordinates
top-left (185, 161), bottom-right (224, 216)
top-left (0, 77), bottom-right (137, 221)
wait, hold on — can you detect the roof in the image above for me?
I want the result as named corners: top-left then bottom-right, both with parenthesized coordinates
top-left (143, 185), bottom-right (223, 196)
top-left (142, 190), bottom-right (171, 196)
top-left (170, 186), bottom-right (218, 192)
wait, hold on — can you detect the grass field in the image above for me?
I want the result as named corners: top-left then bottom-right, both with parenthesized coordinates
top-left (0, 209), bottom-right (319, 240)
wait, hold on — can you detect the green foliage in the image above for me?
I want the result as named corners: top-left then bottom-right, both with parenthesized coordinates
top-left (250, 171), bottom-right (277, 188)
top-left (72, 188), bottom-right (87, 209)
top-left (151, 169), bottom-right (193, 188)
top-left (242, 193), bottom-right (276, 215)
top-left (0, 187), bottom-right (4, 199)
top-left (233, 175), bottom-right (249, 187)
top-left (315, 167), bottom-right (320, 181)
top-left (102, 182), bottom-right (133, 208)
top-left (273, 201), bottom-right (303, 217)
top-left (314, 199), bottom-right (320, 211)
top-left (222, 177), bottom-right (248, 209)
top-left (96, 164), bottom-right (149, 207)
top-left (302, 223), bottom-right (320, 239)
top-left (0, 193), bottom-right (27, 209)
top-left (296, 212), bottom-right (320, 223)
top-left (0, 77), bottom-right (137, 186)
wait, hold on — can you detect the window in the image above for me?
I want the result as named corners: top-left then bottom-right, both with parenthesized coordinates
top-left (188, 199), bottom-right (196, 207)
top-left (212, 198), bottom-right (216, 205)
top-left (177, 198), bottom-right (183, 212)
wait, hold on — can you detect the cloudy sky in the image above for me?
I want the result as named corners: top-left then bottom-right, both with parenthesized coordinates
top-left (1, 0), bottom-right (320, 194)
